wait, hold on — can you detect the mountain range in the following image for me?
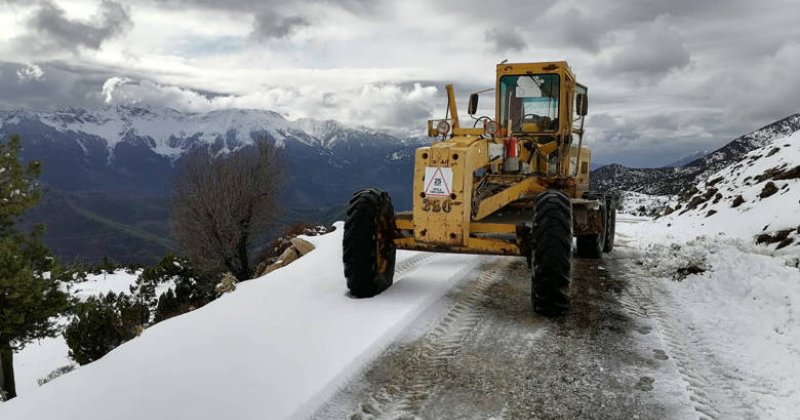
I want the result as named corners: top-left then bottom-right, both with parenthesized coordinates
top-left (0, 105), bottom-right (426, 264)
top-left (664, 149), bottom-right (711, 168)
top-left (3, 105), bottom-right (798, 265)
top-left (590, 113), bottom-right (800, 195)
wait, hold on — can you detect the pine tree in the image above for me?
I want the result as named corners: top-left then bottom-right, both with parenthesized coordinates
top-left (0, 135), bottom-right (69, 400)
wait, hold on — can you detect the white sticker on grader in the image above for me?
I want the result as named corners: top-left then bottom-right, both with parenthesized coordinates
top-left (424, 167), bottom-right (453, 197)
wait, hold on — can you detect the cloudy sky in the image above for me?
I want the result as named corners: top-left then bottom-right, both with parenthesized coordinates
top-left (0, 0), bottom-right (798, 166)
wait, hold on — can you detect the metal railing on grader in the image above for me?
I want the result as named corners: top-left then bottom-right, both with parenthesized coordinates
top-left (343, 61), bottom-right (617, 315)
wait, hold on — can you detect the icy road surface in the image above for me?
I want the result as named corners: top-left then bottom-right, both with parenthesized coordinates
top-left (315, 216), bottom-right (800, 420)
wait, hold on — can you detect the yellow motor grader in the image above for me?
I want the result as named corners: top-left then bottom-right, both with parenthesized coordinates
top-left (343, 61), bottom-right (617, 315)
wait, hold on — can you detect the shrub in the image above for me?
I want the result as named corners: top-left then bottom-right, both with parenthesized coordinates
top-left (64, 292), bottom-right (149, 365)
top-left (133, 254), bottom-right (217, 323)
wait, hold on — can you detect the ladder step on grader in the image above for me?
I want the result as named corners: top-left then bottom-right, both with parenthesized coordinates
top-left (343, 61), bottom-right (618, 316)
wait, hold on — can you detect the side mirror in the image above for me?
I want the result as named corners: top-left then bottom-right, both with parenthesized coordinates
top-left (467, 93), bottom-right (479, 115)
top-left (576, 93), bottom-right (588, 116)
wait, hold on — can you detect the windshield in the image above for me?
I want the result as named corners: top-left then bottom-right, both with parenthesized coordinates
top-left (499, 74), bottom-right (560, 133)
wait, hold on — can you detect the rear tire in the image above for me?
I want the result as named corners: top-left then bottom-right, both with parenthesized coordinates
top-left (603, 198), bottom-right (616, 252)
top-left (343, 189), bottom-right (397, 298)
top-left (576, 205), bottom-right (606, 259)
top-left (531, 190), bottom-right (572, 316)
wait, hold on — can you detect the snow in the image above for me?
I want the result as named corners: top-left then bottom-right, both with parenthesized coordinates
top-left (32, 106), bottom-right (304, 158)
top-left (0, 223), bottom-right (483, 419)
top-left (620, 191), bottom-right (675, 216)
top-left (65, 270), bottom-right (140, 300)
top-left (10, 269), bottom-right (174, 397)
top-left (3, 212), bottom-right (798, 418)
top-left (622, 230), bottom-right (800, 418)
top-left (611, 128), bottom-right (800, 417)
top-left (647, 130), bottom-right (800, 252)
top-left (11, 330), bottom-right (73, 396)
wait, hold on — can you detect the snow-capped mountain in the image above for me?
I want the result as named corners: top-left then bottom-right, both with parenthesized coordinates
top-left (0, 106), bottom-right (427, 264)
top-left (591, 113), bottom-right (800, 194)
top-left (0, 105), bottom-right (416, 158)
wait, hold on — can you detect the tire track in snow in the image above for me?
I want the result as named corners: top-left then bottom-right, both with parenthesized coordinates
top-left (620, 271), bottom-right (776, 420)
top-left (348, 259), bottom-right (515, 420)
top-left (619, 284), bottom-right (721, 420)
top-left (393, 253), bottom-right (439, 278)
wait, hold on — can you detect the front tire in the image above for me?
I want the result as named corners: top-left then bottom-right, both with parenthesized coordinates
top-left (531, 190), bottom-right (573, 316)
top-left (343, 189), bottom-right (397, 298)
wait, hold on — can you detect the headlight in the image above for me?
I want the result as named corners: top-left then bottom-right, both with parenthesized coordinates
top-left (485, 120), bottom-right (498, 136)
top-left (436, 120), bottom-right (450, 135)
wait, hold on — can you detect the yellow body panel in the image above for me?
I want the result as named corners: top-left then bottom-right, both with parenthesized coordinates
top-left (411, 137), bottom-right (487, 246)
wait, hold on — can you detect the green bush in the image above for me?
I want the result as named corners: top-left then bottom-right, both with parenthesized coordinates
top-left (64, 292), bottom-right (149, 365)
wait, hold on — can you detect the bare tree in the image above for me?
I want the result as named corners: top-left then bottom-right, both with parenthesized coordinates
top-left (172, 139), bottom-right (285, 280)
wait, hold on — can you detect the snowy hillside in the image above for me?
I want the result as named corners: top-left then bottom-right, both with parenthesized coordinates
top-left (652, 130), bottom-right (800, 251)
top-left (591, 113), bottom-right (800, 194)
top-left (9, 270), bottom-right (167, 397)
top-left (619, 191), bottom-right (675, 217)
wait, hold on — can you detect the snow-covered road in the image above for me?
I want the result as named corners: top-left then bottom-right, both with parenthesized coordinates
top-left (315, 220), bottom-right (696, 419)
top-left (314, 216), bottom-right (800, 419)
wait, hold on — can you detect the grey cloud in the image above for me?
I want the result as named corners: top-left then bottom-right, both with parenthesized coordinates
top-left (0, 62), bottom-right (107, 111)
top-left (150, 0), bottom-right (376, 13)
top-left (435, 0), bottom-right (781, 54)
top-left (704, 43), bottom-right (800, 126)
top-left (596, 18), bottom-right (690, 83)
top-left (251, 11), bottom-right (309, 41)
top-left (484, 28), bottom-right (526, 52)
top-left (25, 0), bottom-right (132, 52)
top-left (586, 111), bottom-right (737, 167)
top-left (145, 0), bottom-right (378, 42)
top-left (146, 0), bottom-right (379, 21)
top-left (0, 60), bottom-right (225, 112)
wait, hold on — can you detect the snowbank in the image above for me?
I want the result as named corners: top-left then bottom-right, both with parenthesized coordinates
top-left (613, 129), bottom-right (800, 418)
top-left (0, 223), bottom-right (483, 419)
top-left (622, 228), bottom-right (800, 418)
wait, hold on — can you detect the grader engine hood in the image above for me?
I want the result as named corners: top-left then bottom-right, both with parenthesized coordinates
top-left (412, 139), bottom-right (486, 246)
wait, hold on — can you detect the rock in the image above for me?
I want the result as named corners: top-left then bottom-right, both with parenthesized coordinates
top-left (261, 238), bottom-right (316, 276)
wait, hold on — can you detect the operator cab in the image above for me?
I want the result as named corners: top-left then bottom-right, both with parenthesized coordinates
top-left (499, 73), bottom-right (560, 134)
